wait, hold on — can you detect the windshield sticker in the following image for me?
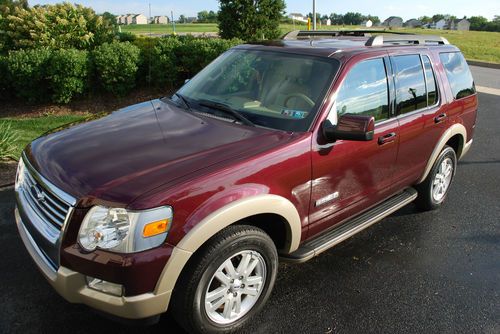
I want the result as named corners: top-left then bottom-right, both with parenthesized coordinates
top-left (282, 110), bottom-right (308, 119)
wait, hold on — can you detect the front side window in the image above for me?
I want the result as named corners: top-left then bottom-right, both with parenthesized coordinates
top-left (392, 55), bottom-right (427, 114)
top-left (439, 52), bottom-right (475, 99)
top-left (334, 58), bottom-right (389, 122)
top-left (177, 49), bottom-right (339, 132)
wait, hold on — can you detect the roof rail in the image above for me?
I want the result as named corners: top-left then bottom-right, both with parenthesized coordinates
top-left (282, 30), bottom-right (450, 46)
top-left (282, 30), bottom-right (414, 40)
top-left (365, 34), bottom-right (450, 46)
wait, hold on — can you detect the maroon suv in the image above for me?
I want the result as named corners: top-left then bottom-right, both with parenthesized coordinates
top-left (14, 31), bottom-right (477, 333)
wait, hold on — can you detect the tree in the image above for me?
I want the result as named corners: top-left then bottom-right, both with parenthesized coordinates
top-left (418, 16), bottom-right (432, 24)
top-left (179, 14), bottom-right (186, 23)
top-left (218, 0), bottom-right (285, 40)
top-left (364, 14), bottom-right (380, 25)
top-left (101, 11), bottom-right (117, 27)
top-left (343, 12), bottom-right (363, 25)
top-left (469, 16), bottom-right (488, 30)
top-left (329, 13), bottom-right (344, 25)
top-left (432, 14), bottom-right (445, 22)
top-left (198, 10), bottom-right (218, 23)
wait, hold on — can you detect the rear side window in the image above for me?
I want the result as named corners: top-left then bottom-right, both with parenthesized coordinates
top-left (422, 56), bottom-right (438, 106)
top-left (392, 55), bottom-right (427, 114)
top-left (335, 58), bottom-right (389, 121)
top-left (439, 52), bottom-right (476, 99)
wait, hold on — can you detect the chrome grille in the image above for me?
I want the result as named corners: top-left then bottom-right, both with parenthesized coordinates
top-left (15, 154), bottom-right (76, 271)
top-left (20, 162), bottom-right (71, 229)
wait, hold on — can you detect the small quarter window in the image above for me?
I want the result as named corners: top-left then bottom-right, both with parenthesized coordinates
top-left (439, 52), bottom-right (476, 100)
top-left (422, 56), bottom-right (438, 106)
top-left (392, 55), bottom-right (427, 114)
top-left (334, 58), bottom-right (389, 122)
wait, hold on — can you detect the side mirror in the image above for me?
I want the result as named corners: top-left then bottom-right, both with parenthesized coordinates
top-left (322, 114), bottom-right (375, 143)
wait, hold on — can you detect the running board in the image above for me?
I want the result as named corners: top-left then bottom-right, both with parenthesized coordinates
top-left (281, 188), bottom-right (418, 263)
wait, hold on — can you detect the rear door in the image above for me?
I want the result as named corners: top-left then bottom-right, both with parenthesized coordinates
top-left (389, 52), bottom-right (448, 187)
top-left (308, 54), bottom-right (400, 236)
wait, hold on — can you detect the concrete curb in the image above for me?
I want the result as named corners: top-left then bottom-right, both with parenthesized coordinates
top-left (467, 60), bottom-right (500, 69)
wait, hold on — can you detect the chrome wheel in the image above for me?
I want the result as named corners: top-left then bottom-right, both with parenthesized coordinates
top-left (204, 250), bottom-right (266, 325)
top-left (432, 157), bottom-right (453, 202)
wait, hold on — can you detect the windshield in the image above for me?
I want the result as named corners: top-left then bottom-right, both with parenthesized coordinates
top-left (176, 49), bottom-right (339, 132)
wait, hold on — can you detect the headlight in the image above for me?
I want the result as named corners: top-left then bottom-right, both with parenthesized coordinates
top-left (15, 158), bottom-right (26, 191)
top-left (78, 205), bottom-right (172, 253)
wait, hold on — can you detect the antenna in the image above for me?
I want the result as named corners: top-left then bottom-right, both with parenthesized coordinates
top-left (148, 2), bottom-right (152, 88)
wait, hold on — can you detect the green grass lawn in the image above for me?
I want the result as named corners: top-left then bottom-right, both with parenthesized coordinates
top-left (123, 23), bottom-right (500, 63)
top-left (1, 114), bottom-right (90, 160)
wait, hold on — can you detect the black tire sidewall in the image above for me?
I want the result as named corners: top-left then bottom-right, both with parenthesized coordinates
top-left (191, 230), bottom-right (278, 333)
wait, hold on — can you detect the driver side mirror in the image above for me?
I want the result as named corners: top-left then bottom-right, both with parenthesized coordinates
top-left (322, 114), bottom-right (375, 143)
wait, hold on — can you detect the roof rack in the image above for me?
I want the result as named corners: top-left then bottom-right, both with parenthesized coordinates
top-left (282, 30), bottom-right (450, 46)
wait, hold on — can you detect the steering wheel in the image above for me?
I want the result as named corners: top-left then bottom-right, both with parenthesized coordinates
top-left (284, 93), bottom-right (315, 109)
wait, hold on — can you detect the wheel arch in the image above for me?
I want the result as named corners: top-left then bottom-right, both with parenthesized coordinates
top-left (153, 194), bottom-right (301, 298)
top-left (417, 123), bottom-right (466, 184)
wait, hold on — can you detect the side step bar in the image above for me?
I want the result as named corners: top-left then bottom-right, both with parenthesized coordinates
top-left (281, 188), bottom-right (418, 263)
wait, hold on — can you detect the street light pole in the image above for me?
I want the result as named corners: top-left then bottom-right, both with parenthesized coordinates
top-left (312, 0), bottom-right (316, 30)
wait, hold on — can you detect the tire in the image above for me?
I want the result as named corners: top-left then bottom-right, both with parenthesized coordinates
top-left (170, 225), bottom-right (278, 334)
top-left (415, 145), bottom-right (457, 211)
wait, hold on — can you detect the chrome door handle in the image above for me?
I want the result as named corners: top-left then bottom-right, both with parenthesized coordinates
top-left (378, 132), bottom-right (396, 145)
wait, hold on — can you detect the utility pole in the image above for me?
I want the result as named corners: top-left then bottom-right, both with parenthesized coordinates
top-left (312, 0), bottom-right (316, 30)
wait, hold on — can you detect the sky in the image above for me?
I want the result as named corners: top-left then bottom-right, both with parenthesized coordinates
top-left (29, 0), bottom-right (499, 21)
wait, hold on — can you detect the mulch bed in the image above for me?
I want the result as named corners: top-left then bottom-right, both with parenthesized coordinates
top-left (0, 87), bottom-right (171, 118)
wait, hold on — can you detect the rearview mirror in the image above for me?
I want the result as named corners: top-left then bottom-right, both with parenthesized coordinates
top-left (322, 114), bottom-right (375, 143)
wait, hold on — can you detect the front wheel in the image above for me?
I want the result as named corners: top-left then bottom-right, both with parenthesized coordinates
top-left (171, 225), bottom-right (278, 334)
top-left (416, 145), bottom-right (457, 211)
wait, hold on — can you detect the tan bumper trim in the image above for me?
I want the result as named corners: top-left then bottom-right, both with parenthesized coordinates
top-left (15, 208), bottom-right (171, 319)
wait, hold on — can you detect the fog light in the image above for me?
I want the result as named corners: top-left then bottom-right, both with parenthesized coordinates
top-left (86, 276), bottom-right (123, 296)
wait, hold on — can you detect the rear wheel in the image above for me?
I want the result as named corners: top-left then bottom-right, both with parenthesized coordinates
top-left (171, 225), bottom-right (278, 334)
top-left (416, 145), bottom-right (457, 211)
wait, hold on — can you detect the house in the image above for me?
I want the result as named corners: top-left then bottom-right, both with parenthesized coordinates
top-left (185, 17), bottom-right (197, 23)
top-left (435, 19), bottom-right (447, 29)
top-left (404, 19), bottom-right (423, 28)
top-left (382, 16), bottom-right (403, 28)
top-left (125, 14), bottom-right (135, 25)
top-left (133, 14), bottom-right (148, 25)
top-left (152, 15), bottom-right (169, 24)
top-left (116, 15), bottom-right (125, 25)
top-left (449, 19), bottom-right (470, 31)
top-left (288, 13), bottom-right (308, 23)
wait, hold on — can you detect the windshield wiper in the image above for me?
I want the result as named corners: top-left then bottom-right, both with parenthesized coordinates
top-left (172, 93), bottom-right (191, 111)
top-left (198, 99), bottom-right (255, 127)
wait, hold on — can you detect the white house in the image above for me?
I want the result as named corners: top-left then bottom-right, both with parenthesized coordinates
top-left (435, 19), bottom-right (447, 29)
top-left (449, 19), bottom-right (470, 31)
top-left (125, 14), bottom-right (135, 25)
top-left (288, 13), bottom-right (308, 23)
top-left (133, 14), bottom-right (148, 25)
top-left (153, 15), bottom-right (169, 24)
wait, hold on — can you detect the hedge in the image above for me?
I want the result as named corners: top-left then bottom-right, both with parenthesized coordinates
top-left (2, 36), bottom-right (243, 104)
top-left (92, 42), bottom-right (141, 96)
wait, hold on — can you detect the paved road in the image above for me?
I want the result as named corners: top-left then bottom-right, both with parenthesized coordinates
top-left (0, 70), bottom-right (499, 334)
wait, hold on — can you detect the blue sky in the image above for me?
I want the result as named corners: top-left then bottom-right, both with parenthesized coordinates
top-left (29, 0), bottom-right (499, 20)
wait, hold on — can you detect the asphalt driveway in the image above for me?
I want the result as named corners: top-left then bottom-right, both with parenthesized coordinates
top-left (0, 80), bottom-right (498, 333)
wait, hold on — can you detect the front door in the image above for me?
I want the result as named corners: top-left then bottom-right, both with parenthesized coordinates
top-left (308, 56), bottom-right (400, 237)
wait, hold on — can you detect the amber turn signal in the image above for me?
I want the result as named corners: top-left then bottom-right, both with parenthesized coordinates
top-left (143, 219), bottom-right (170, 238)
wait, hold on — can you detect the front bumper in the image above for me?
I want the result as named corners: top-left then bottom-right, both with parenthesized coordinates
top-left (15, 207), bottom-right (172, 320)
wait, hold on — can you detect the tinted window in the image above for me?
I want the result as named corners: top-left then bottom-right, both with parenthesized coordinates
top-left (422, 56), bottom-right (438, 106)
top-left (392, 55), bottom-right (427, 114)
top-left (439, 52), bottom-right (475, 99)
top-left (335, 58), bottom-right (389, 121)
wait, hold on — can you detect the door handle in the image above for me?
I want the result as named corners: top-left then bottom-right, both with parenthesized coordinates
top-left (378, 132), bottom-right (396, 145)
top-left (434, 113), bottom-right (447, 123)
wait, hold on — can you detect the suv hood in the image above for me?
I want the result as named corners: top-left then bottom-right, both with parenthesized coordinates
top-left (26, 99), bottom-right (290, 207)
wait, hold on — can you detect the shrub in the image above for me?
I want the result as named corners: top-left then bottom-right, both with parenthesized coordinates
top-left (0, 122), bottom-right (18, 161)
top-left (175, 37), bottom-right (242, 82)
top-left (7, 48), bottom-right (51, 102)
top-left (0, 2), bottom-right (115, 53)
top-left (149, 37), bottom-right (182, 88)
top-left (47, 49), bottom-right (89, 103)
top-left (0, 55), bottom-right (12, 100)
top-left (92, 41), bottom-right (141, 96)
top-left (117, 32), bottom-right (137, 43)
